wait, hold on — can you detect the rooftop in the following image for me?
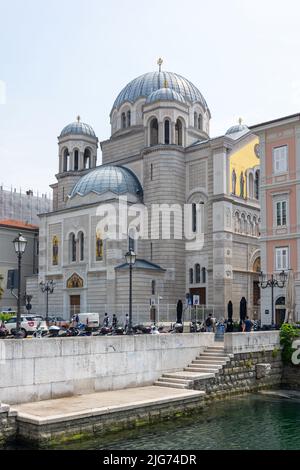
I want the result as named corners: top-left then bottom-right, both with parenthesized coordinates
top-left (0, 219), bottom-right (39, 231)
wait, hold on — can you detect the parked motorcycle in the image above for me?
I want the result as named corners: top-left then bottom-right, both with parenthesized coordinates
top-left (0, 324), bottom-right (9, 338)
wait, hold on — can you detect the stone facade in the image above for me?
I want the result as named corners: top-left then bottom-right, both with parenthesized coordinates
top-left (0, 405), bottom-right (17, 445)
top-left (26, 69), bottom-right (260, 319)
top-left (194, 350), bottom-right (283, 398)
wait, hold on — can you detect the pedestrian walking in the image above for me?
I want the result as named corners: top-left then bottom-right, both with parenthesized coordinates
top-left (112, 314), bottom-right (118, 329)
top-left (205, 313), bottom-right (214, 332)
top-left (103, 312), bottom-right (110, 327)
top-left (243, 316), bottom-right (253, 332)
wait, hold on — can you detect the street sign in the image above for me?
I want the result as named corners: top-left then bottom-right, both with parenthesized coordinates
top-left (193, 295), bottom-right (200, 306)
top-left (7, 269), bottom-right (18, 289)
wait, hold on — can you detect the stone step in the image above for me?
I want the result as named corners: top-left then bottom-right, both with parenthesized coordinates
top-left (164, 371), bottom-right (215, 380)
top-left (192, 359), bottom-right (222, 370)
top-left (196, 356), bottom-right (228, 363)
top-left (206, 348), bottom-right (225, 352)
top-left (154, 381), bottom-right (188, 389)
top-left (188, 367), bottom-right (220, 373)
top-left (201, 352), bottom-right (229, 358)
top-left (160, 376), bottom-right (193, 385)
top-left (184, 367), bottom-right (218, 375)
top-left (192, 361), bottom-right (224, 368)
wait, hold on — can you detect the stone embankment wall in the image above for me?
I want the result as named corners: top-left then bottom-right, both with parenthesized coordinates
top-left (0, 334), bottom-right (215, 405)
top-left (0, 405), bottom-right (17, 445)
top-left (282, 364), bottom-right (300, 390)
top-left (194, 350), bottom-right (283, 398)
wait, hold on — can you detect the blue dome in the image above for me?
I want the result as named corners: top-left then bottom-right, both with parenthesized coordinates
top-left (60, 121), bottom-right (96, 138)
top-left (226, 124), bottom-right (249, 135)
top-left (146, 88), bottom-right (186, 105)
top-left (70, 165), bottom-right (143, 199)
top-left (112, 71), bottom-right (209, 112)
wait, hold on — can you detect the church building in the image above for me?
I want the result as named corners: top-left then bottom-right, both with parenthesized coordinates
top-left (27, 61), bottom-right (261, 320)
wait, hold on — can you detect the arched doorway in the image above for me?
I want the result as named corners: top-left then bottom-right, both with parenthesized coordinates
top-left (275, 296), bottom-right (286, 326)
top-left (252, 256), bottom-right (261, 319)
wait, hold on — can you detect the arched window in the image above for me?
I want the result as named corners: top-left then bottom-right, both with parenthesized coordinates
top-left (70, 233), bottom-right (76, 262)
top-left (189, 268), bottom-right (194, 284)
top-left (84, 148), bottom-right (91, 169)
top-left (78, 231), bottom-right (84, 261)
top-left (234, 212), bottom-right (240, 232)
top-left (232, 169), bottom-right (237, 195)
top-left (247, 215), bottom-right (251, 235)
top-left (195, 264), bottom-right (201, 283)
top-left (249, 173), bottom-right (254, 198)
top-left (255, 170), bottom-right (260, 200)
top-left (150, 118), bottom-right (158, 146)
top-left (128, 228), bottom-right (136, 252)
top-left (175, 119), bottom-right (183, 146)
top-left (194, 112), bottom-right (197, 128)
top-left (198, 114), bottom-right (203, 130)
top-left (127, 110), bottom-right (131, 127)
top-left (96, 232), bottom-right (103, 261)
top-left (52, 236), bottom-right (59, 266)
top-left (164, 119), bottom-right (170, 144)
top-left (241, 214), bottom-right (246, 233)
top-left (202, 267), bottom-right (206, 283)
top-left (151, 280), bottom-right (156, 295)
top-left (74, 150), bottom-right (79, 171)
top-left (63, 148), bottom-right (69, 172)
top-left (121, 112), bottom-right (126, 129)
top-left (192, 203), bottom-right (197, 233)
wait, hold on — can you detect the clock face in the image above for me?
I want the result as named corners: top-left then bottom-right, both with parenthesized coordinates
top-left (254, 143), bottom-right (260, 158)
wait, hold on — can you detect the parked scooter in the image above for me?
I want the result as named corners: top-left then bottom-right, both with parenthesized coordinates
top-left (0, 323), bottom-right (8, 338)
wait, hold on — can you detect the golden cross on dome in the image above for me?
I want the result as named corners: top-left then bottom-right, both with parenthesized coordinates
top-left (77, 115), bottom-right (81, 122)
top-left (239, 117), bottom-right (243, 125)
top-left (157, 57), bottom-right (163, 72)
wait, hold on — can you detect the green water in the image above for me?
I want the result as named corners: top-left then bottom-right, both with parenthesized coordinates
top-left (3, 393), bottom-right (300, 450)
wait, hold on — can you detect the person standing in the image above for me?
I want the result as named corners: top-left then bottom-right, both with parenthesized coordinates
top-left (176, 299), bottom-right (183, 324)
top-left (205, 313), bottom-right (213, 332)
top-left (103, 312), bottom-right (110, 327)
top-left (124, 313), bottom-right (129, 332)
top-left (243, 316), bottom-right (253, 332)
top-left (112, 314), bottom-right (118, 329)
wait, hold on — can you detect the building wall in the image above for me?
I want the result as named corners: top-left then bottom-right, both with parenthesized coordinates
top-left (0, 226), bottom-right (38, 311)
top-left (256, 118), bottom-right (300, 324)
top-left (0, 333), bottom-right (215, 405)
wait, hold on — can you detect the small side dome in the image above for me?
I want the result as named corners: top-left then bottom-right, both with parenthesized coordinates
top-left (69, 165), bottom-right (143, 199)
top-left (226, 120), bottom-right (249, 136)
top-left (146, 88), bottom-right (186, 105)
top-left (60, 116), bottom-right (96, 138)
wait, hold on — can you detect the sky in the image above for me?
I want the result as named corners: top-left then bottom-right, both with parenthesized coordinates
top-left (1, 0), bottom-right (300, 195)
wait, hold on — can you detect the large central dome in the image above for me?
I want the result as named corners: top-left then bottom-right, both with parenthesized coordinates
top-left (112, 71), bottom-right (209, 113)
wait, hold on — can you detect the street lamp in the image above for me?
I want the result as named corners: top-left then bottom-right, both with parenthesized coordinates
top-left (125, 250), bottom-right (136, 335)
top-left (259, 270), bottom-right (287, 325)
top-left (13, 233), bottom-right (27, 337)
top-left (40, 280), bottom-right (55, 323)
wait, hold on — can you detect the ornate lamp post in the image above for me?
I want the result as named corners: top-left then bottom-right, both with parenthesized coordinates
top-left (12, 233), bottom-right (27, 337)
top-left (40, 280), bottom-right (55, 323)
top-left (125, 250), bottom-right (136, 335)
top-left (259, 270), bottom-right (287, 325)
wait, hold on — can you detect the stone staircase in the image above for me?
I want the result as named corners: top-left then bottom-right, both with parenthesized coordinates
top-left (154, 345), bottom-right (231, 389)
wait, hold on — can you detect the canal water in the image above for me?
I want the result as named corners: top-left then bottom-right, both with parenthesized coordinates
top-left (3, 392), bottom-right (300, 450)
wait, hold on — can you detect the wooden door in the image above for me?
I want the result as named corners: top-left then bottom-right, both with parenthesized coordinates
top-left (190, 288), bottom-right (206, 305)
top-left (70, 295), bottom-right (81, 315)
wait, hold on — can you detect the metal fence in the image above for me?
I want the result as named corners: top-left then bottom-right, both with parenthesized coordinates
top-left (50, 304), bottom-right (227, 326)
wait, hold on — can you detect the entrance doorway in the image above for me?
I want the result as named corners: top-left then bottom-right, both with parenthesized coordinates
top-left (275, 296), bottom-right (286, 326)
top-left (70, 295), bottom-right (81, 316)
top-left (190, 288), bottom-right (206, 305)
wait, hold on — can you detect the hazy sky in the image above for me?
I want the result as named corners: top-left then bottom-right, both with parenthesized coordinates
top-left (1, 0), bottom-right (300, 195)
